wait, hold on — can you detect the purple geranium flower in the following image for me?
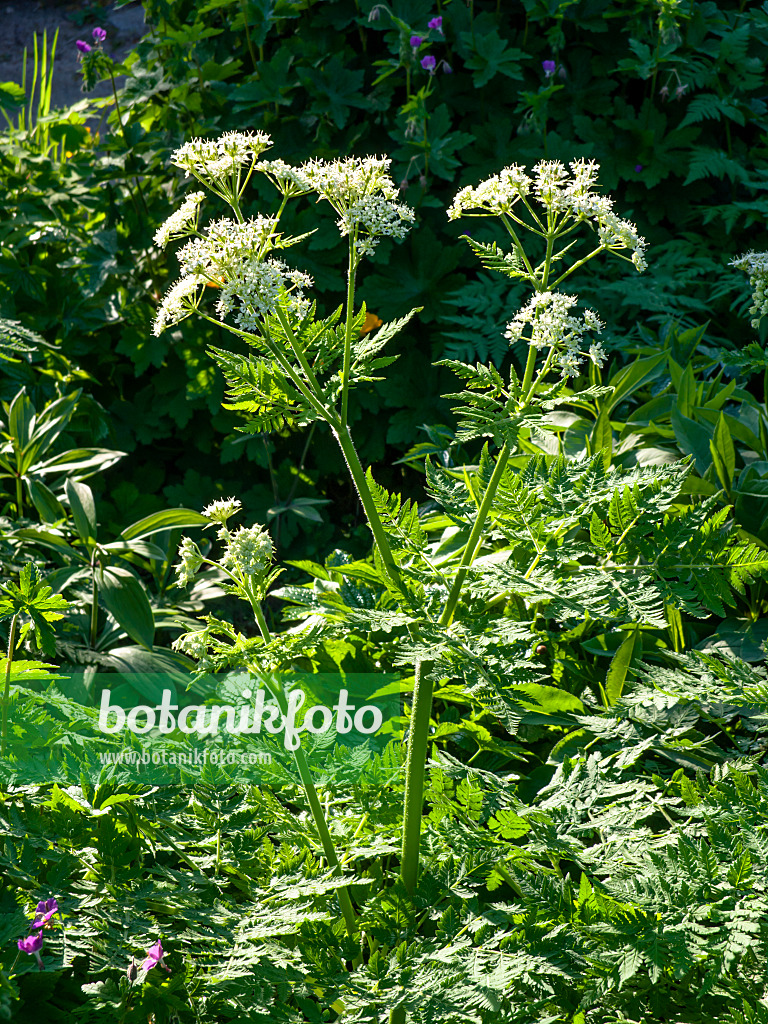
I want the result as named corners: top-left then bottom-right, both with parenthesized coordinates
top-left (140, 939), bottom-right (171, 973)
top-left (542, 59), bottom-right (556, 77)
top-left (441, 60), bottom-right (453, 74)
top-left (410, 34), bottom-right (423, 48)
top-left (92, 27), bottom-right (107, 43)
top-left (428, 16), bottom-right (443, 32)
top-left (32, 898), bottom-right (58, 929)
top-left (18, 932), bottom-right (44, 971)
top-left (634, 164), bottom-right (643, 173)
top-left (76, 40), bottom-right (92, 54)
top-left (421, 54), bottom-right (436, 71)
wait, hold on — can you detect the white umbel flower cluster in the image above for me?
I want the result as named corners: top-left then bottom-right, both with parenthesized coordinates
top-left (300, 156), bottom-right (415, 257)
top-left (731, 251), bottom-right (768, 329)
top-left (337, 195), bottom-right (415, 256)
top-left (153, 275), bottom-right (205, 336)
top-left (203, 497), bottom-right (242, 524)
top-left (223, 525), bottom-right (273, 577)
top-left (448, 158), bottom-right (647, 272)
top-left (153, 191), bottom-right (205, 249)
top-left (447, 164), bottom-right (533, 218)
top-left (171, 131), bottom-right (272, 182)
top-left (175, 536), bottom-right (204, 586)
top-left (257, 159), bottom-right (313, 197)
top-left (504, 291), bottom-right (606, 377)
top-left (154, 216), bottom-right (313, 334)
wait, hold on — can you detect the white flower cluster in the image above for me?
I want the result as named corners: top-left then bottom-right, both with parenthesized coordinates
top-left (154, 216), bottom-right (313, 334)
top-left (173, 630), bottom-right (209, 659)
top-left (257, 159), bottom-right (313, 197)
top-left (153, 275), bottom-right (205, 336)
top-left (175, 536), bottom-right (204, 586)
top-left (504, 291), bottom-right (606, 378)
top-left (223, 524), bottom-right (273, 577)
top-left (300, 156), bottom-right (415, 256)
top-left (153, 191), bottom-right (204, 249)
top-left (203, 497), bottom-right (242, 524)
top-left (171, 131), bottom-right (272, 182)
top-left (338, 195), bottom-right (415, 256)
top-left (447, 163), bottom-right (532, 219)
top-left (448, 159), bottom-right (647, 271)
top-left (731, 251), bottom-right (768, 328)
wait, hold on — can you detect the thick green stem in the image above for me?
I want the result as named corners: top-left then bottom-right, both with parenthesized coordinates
top-left (399, 660), bottom-right (433, 895)
top-left (438, 442), bottom-right (512, 630)
top-left (250, 602), bottom-right (358, 938)
top-left (332, 425), bottom-right (406, 597)
top-left (397, 438), bottom-right (512, 914)
top-left (341, 238), bottom-right (357, 429)
top-left (1, 612), bottom-right (19, 756)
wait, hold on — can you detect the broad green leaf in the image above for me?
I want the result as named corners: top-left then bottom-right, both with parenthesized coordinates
top-left (709, 412), bottom-right (736, 493)
top-left (121, 508), bottom-right (209, 541)
top-left (66, 479), bottom-right (97, 543)
top-left (8, 389), bottom-right (35, 450)
top-left (605, 353), bottom-right (667, 414)
top-left (98, 567), bottom-right (155, 649)
top-left (35, 448), bottom-right (125, 478)
top-left (27, 478), bottom-right (65, 524)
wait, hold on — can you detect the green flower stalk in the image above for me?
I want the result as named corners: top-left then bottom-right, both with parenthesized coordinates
top-left (172, 499), bottom-right (357, 937)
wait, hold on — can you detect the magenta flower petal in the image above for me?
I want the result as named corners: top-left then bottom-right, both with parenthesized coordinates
top-left (542, 59), bottom-right (556, 76)
top-left (428, 16), bottom-right (443, 31)
top-left (76, 40), bottom-right (92, 53)
top-left (410, 34), bottom-right (423, 48)
top-left (32, 897), bottom-right (59, 928)
top-left (420, 54), bottom-right (436, 71)
top-left (18, 933), bottom-right (43, 955)
top-left (140, 939), bottom-right (170, 973)
top-left (92, 27), bottom-right (107, 43)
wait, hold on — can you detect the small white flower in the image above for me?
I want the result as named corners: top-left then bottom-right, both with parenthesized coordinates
top-left (153, 275), bottom-right (205, 336)
top-left (731, 251), bottom-right (768, 328)
top-left (175, 536), bottom-right (204, 586)
top-left (203, 497), bottom-right (242, 524)
top-left (504, 291), bottom-right (604, 378)
top-left (223, 525), bottom-right (273, 577)
top-left (447, 163), bottom-right (533, 220)
top-left (171, 131), bottom-right (272, 182)
top-left (153, 192), bottom-right (205, 249)
top-left (257, 159), bottom-right (313, 197)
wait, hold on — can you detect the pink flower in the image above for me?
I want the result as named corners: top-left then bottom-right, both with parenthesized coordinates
top-left (92, 27), bottom-right (107, 43)
top-left (32, 898), bottom-right (58, 928)
top-left (428, 16), bottom-right (443, 32)
top-left (76, 40), bottom-right (92, 53)
top-left (421, 54), bottom-right (436, 71)
top-left (140, 939), bottom-right (171, 973)
top-left (410, 34), bottom-right (423, 49)
top-left (18, 932), bottom-right (44, 971)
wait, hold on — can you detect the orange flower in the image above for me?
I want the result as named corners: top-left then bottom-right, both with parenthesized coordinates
top-left (361, 311), bottom-right (383, 334)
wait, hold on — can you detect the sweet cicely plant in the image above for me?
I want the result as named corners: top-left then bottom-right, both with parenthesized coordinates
top-left (154, 131), bottom-right (651, 1006)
